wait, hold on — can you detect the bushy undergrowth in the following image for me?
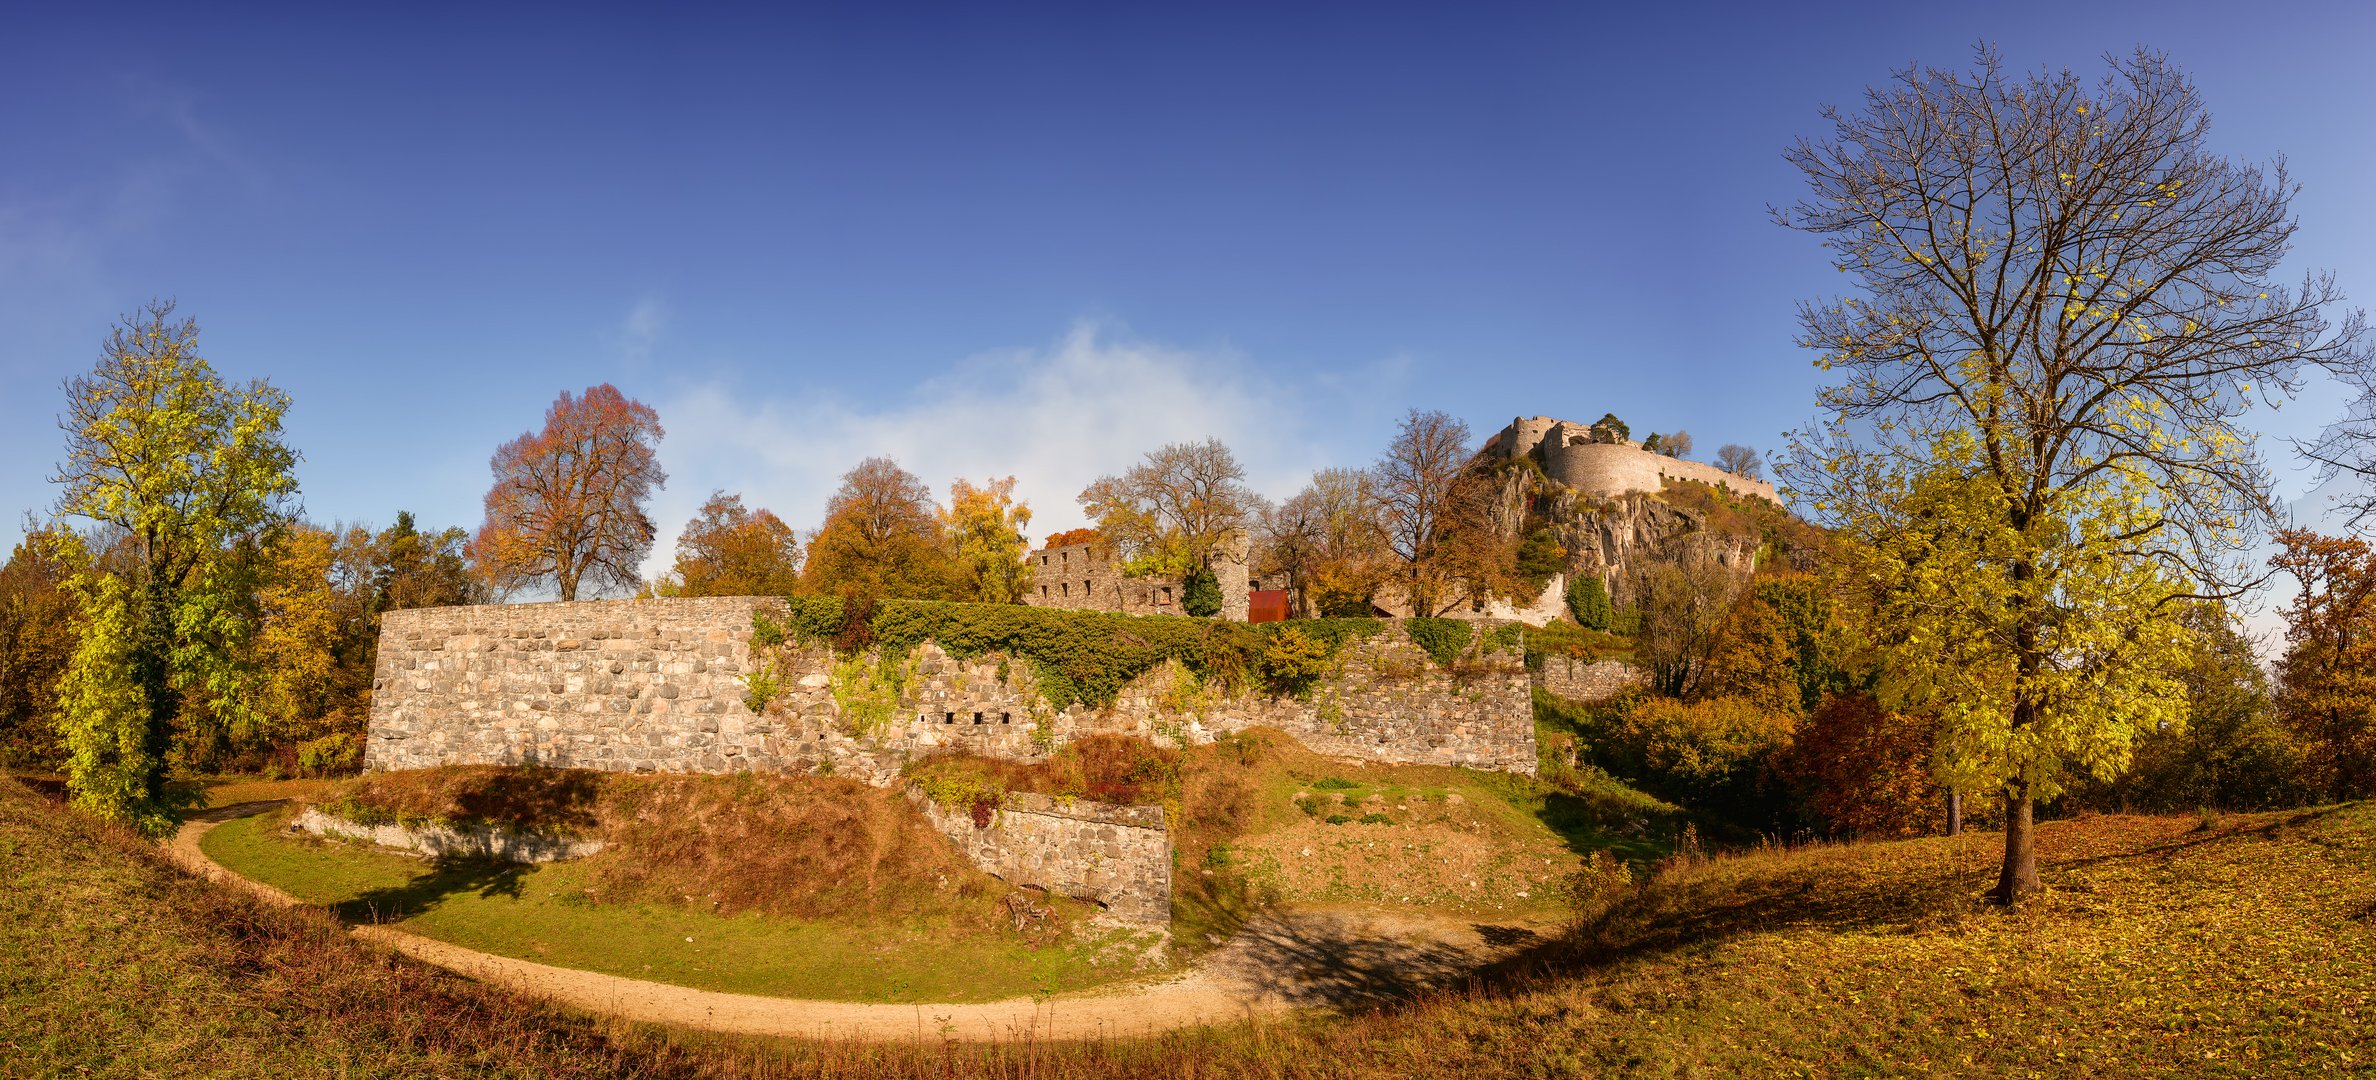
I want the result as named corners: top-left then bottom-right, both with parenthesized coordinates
top-left (761, 597), bottom-right (1393, 707)
top-left (320, 767), bottom-right (1012, 926)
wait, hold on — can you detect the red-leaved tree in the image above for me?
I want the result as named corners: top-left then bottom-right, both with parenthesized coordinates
top-left (473, 385), bottom-right (665, 601)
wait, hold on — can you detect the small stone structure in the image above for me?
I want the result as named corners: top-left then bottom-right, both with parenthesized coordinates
top-left (364, 598), bottom-right (1536, 783)
top-left (910, 790), bottom-right (1171, 928)
top-left (1021, 535), bottom-right (1252, 621)
top-left (291, 806), bottom-right (603, 863)
top-left (1537, 657), bottom-right (1648, 704)
top-left (1484, 415), bottom-right (1781, 505)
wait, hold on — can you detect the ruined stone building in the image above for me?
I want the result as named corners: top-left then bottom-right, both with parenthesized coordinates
top-left (1020, 534), bottom-right (1256, 621)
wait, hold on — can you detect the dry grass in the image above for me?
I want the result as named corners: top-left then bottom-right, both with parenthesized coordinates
top-left (322, 767), bottom-right (1018, 927)
top-left (13, 770), bottom-right (2376, 1076)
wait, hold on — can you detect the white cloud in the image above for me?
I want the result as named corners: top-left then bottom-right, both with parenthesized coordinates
top-left (614, 295), bottom-right (670, 368)
top-left (643, 320), bottom-right (1402, 576)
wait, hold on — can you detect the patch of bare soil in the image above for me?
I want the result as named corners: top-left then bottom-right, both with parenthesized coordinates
top-left (1238, 792), bottom-right (1578, 915)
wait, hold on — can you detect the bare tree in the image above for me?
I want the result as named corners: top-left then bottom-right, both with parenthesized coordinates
top-left (1374, 409), bottom-right (1475, 617)
top-left (1715, 444), bottom-right (1763, 479)
top-left (1661, 430), bottom-right (1694, 459)
top-left (1778, 46), bottom-right (2365, 903)
top-left (1260, 467), bottom-right (1389, 616)
top-left (1078, 438), bottom-right (1261, 574)
top-left (474, 384), bottom-right (664, 602)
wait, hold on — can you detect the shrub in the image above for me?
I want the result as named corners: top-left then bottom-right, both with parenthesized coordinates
top-left (1182, 565), bottom-right (1223, 617)
top-left (1404, 617), bottom-right (1474, 668)
top-left (1605, 695), bottom-right (1795, 802)
top-left (1259, 627), bottom-right (1334, 696)
top-left (1567, 575), bottom-right (1615, 631)
top-left (293, 733), bottom-right (362, 778)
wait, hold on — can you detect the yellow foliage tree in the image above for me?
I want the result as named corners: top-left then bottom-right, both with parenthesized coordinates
top-left (941, 476), bottom-right (1033, 604)
top-left (1779, 49), bottom-right (2364, 901)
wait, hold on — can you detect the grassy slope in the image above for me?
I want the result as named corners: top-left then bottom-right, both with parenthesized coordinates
top-left (201, 806), bottom-right (1157, 1003)
top-left (15, 765), bottom-right (2374, 1078)
top-left (0, 776), bottom-right (713, 1079)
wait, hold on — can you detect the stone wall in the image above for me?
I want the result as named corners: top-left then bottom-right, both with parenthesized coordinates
top-left (910, 790), bottom-right (1171, 928)
top-left (291, 807), bottom-right (605, 863)
top-left (1537, 657), bottom-right (1647, 704)
top-left (1021, 538), bottom-right (1251, 621)
top-left (366, 598), bottom-right (1537, 783)
top-left (1541, 441), bottom-right (1782, 505)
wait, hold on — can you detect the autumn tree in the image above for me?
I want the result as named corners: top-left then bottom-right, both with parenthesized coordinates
top-left (1777, 692), bottom-right (1941, 838)
top-left (241, 523), bottom-right (363, 762)
top-left (374, 511), bottom-right (478, 612)
top-left (941, 476), bottom-right (1033, 603)
top-left (1628, 551), bottom-right (1744, 699)
top-left (0, 525), bottom-right (87, 768)
top-left (2087, 601), bottom-right (2308, 810)
top-left (661, 492), bottom-right (802, 597)
top-left (1078, 439), bottom-right (1261, 576)
top-left (804, 457), bottom-right (953, 599)
top-left (1259, 468), bottom-right (1390, 616)
top-left (2270, 529), bottom-right (2376, 798)
top-left (1715, 444), bottom-right (1763, 480)
top-left (52, 302), bottom-right (300, 833)
top-left (1658, 430), bottom-right (1694, 459)
top-left (1778, 48), bottom-right (2365, 901)
top-left (473, 384), bottom-right (665, 601)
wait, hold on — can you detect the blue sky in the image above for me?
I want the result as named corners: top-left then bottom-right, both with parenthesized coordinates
top-left (5, 2), bottom-right (2374, 598)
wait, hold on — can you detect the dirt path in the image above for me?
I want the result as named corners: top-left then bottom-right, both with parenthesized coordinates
top-left (167, 803), bottom-right (1548, 1042)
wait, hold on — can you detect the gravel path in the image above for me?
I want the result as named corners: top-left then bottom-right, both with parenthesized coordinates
top-left (167, 802), bottom-right (1545, 1042)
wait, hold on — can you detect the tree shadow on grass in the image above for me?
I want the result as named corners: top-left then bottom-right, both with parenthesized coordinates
top-left (1534, 790), bottom-right (1670, 864)
top-left (336, 857), bottom-right (529, 926)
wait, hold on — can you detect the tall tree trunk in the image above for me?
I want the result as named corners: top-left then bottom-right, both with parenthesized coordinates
top-left (1947, 790), bottom-right (1963, 836)
top-left (1995, 779), bottom-right (2041, 903)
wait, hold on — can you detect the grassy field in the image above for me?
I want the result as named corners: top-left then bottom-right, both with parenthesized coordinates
top-left (202, 804), bottom-right (1161, 1003)
top-left (13, 767), bottom-right (2375, 1076)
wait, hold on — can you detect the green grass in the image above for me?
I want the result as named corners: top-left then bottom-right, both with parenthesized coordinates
top-left (202, 807), bottom-right (1160, 1004)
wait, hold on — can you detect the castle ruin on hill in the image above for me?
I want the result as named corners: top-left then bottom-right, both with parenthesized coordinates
top-left (1480, 415), bottom-right (1781, 505)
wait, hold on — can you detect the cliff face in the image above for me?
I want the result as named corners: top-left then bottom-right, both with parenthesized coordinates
top-left (1554, 492), bottom-right (1759, 607)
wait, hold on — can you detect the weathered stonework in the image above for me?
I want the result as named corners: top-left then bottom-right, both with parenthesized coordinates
top-left (1485, 415), bottom-right (1782, 505)
top-left (365, 599), bottom-right (1537, 782)
top-left (1021, 536), bottom-right (1252, 621)
top-left (910, 790), bottom-right (1171, 928)
top-left (291, 806), bottom-right (604, 863)
top-left (1536, 657), bottom-right (1648, 704)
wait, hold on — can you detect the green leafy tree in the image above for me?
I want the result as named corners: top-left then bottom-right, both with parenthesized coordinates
top-left (1565, 574), bottom-right (1614, 631)
top-left (1181, 565), bottom-right (1222, 617)
top-left (1779, 50), bottom-right (2364, 902)
top-left (51, 302), bottom-right (300, 834)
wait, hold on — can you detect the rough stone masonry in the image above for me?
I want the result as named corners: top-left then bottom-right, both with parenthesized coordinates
top-left (362, 596), bottom-right (1539, 927)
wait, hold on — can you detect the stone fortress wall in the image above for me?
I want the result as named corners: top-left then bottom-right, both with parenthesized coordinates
top-left (365, 597), bottom-right (1536, 780)
top-left (362, 597), bottom-right (1536, 924)
top-left (1487, 415), bottom-right (1782, 505)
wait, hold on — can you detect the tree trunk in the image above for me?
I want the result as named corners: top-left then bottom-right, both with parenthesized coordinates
top-left (1994, 781), bottom-right (2041, 904)
top-left (1947, 790), bottom-right (1963, 836)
